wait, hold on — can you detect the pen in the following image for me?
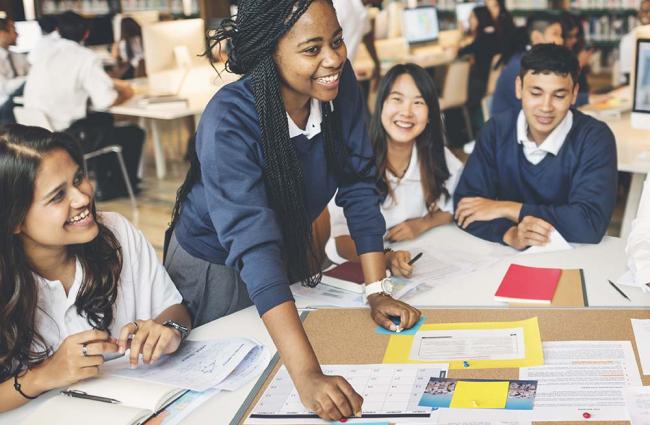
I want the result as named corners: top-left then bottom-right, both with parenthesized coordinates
top-left (62, 390), bottom-right (122, 404)
top-left (607, 280), bottom-right (631, 301)
top-left (408, 252), bottom-right (423, 266)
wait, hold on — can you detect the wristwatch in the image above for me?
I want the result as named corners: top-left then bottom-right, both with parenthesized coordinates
top-left (363, 277), bottom-right (394, 304)
top-left (162, 320), bottom-right (190, 342)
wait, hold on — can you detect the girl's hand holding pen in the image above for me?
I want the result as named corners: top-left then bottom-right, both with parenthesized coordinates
top-left (118, 320), bottom-right (182, 368)
top-left (386, 250), bottom-right (413, 277)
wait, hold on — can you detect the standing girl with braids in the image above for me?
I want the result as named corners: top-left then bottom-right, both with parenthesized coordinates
top-left (0, 125), bottom-right (191, 412)
top-left (165, 0), bottom-right (420, 421)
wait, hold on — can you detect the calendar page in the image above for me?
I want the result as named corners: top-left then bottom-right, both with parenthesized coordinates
top-left (246, 363), bottom-right (448, 424)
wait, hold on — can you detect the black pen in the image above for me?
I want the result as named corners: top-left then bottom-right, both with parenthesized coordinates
top-left (408, 252), bottom-right (423, 266)
top-left (62, 390), bottom-right (122, 404)
top-left (607, 279), bottom-right (631, 302)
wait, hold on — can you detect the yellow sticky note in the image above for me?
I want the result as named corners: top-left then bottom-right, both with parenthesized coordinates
top-left (449, 381), bottom-right (509, 409)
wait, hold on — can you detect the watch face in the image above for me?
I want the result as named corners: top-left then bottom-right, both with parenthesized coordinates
top-left (381, 278), bottom-right (394, 294)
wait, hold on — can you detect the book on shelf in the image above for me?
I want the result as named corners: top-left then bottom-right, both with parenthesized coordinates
top-left (22, 376), bottom-right (187, 425)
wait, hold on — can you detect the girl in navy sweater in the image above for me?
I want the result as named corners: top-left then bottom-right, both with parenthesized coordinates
top-left (165, 1), bottom-right (420, 421)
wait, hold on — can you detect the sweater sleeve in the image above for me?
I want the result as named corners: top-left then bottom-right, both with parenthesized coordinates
top-left (518, 123), bottom-right (617, 243)
top-left (453, 119), bottom-right (515, 243)
top-left (334, 61), bottom-right (386, 255)
top-left (197, 89), bottom-right (293, 316)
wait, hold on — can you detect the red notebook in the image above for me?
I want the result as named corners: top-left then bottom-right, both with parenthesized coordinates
top-left (494, 264), bottom-right (562, 304)
top-left (322, 262), bottom-right (365, 293)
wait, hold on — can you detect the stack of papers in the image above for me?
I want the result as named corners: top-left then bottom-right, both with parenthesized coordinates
top-left (104, 337), bottom-right (269, 392)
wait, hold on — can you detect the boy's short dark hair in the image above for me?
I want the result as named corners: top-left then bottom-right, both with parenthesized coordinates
top-left (37, 15), bottom-right (58, 34)
top-left (57, 11), bottom-right (88, 42)
top-left (526, 12), bottom-right (561, 41)
top-left (519, 43), bottom-right (580, 86)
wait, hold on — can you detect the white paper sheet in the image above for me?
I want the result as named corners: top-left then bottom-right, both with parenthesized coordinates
top-left (617, 269), bottom-right (650, 292)
top-left (105, 338), bottom-right (260, 391)
top-left (519, 341), bottom-right (642, 421)
top-left (520, 229), bottom-right (572, 255)
top-left (625, 386), bottom-right (650, 425)
top-left (408, 327), bottom-right (525, 361)
top-left (434, 407), bottom-right (532, 425)
top-left (631, 319), bottom-right (650, 375)
top-left (214, 345), bottom-right (270, 391)
top-left (245, 364), bottom-right (448, 424)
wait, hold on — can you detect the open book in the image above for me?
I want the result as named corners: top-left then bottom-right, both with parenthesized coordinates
top-left (22, 376), bottom-right (187, 425)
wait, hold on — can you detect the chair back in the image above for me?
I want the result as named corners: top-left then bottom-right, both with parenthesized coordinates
top-left (485, 54), bottom-right (503, 96)
top-left (439, 60), bottom-right (471, 110)
top-left (13, 107), bottom-right (53, 131)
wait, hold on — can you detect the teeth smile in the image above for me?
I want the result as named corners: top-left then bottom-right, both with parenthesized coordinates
top-left (316, 73), bottom-right (339, 84)
top-left (395, 121), bottom-right (414, 129)
top-left (67, 209), bottom-right (90, 224)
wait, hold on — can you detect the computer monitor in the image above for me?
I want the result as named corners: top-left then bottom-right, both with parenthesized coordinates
top-left (632, 38), bottom-right (650, 129)
top-left (11, 20), bottom-right (42, 53)
top-left (85, 15), bottom-right (115, 46)
top-left (456, 3), bottom-right (476, 33)
top-left (142, 18), bottom-right (206, 74)
top-left (402, 7), bottom-right (439, 45)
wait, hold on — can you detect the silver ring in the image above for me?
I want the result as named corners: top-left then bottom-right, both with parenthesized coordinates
top-left (81, 343), bottom-right (88, 357)
top-left (131, 321), bottom-right (139, 333)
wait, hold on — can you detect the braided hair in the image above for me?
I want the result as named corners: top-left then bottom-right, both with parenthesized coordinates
top-left (170, 0), bottom-right (364, 286)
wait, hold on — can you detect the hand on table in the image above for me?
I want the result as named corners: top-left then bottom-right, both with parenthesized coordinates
top-left (386, 250), bottom-right (413, 278)
top-left (37, 329), bottom-right (118, 390)
top-left (118, 320), bottom-right (182, 368)
top-left (385, 217), bottom-right (430, 242)
top-left (368, 294), bottom-right (421, 332)
top-left (455, 197), bottom-right (517, 228)
top-left (295, 371), bottom-right (363, 421)
top-left (503, 216), bottom-right (553, 250)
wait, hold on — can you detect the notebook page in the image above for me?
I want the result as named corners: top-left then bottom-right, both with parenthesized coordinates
top-left (21, 396), bottom-right (149, 425)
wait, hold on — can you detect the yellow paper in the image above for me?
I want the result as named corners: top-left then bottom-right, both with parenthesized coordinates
top-left (382, 317), bottom-right (544, 369)
top-left (449, 381), bottom-right (509, 408)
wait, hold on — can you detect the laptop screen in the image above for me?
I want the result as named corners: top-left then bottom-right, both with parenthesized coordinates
top-left (633, 38), bottom-right (650, 113)
top-left (402, 7), bottom-right (439, 44)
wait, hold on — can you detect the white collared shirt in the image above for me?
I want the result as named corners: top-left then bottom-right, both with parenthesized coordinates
top-left (626, 175), bottom-right (650, 285)
top-left (27, 30), bottom-right (61, 65)
top-left (328, 146), bottom-right (464, 239)
top-left (24, 38), bottom-right (117, 131)
top-left (34, 212), bottom-right (182, 353)
top-left (332, 0), bottom-right (372, 61)
top-left (0, 47), bottom-right (28, 104)
top-left (287, 97), bottom-right (322, 139)
top-left (516, 110), bottom-right (573, 165)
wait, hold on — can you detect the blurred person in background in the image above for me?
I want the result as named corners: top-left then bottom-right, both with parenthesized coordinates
top-left (111, 17), bottom-right (145, 79)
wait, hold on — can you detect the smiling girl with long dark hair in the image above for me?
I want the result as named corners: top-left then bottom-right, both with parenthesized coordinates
top-left (0, 124), bottom-right (190, 412)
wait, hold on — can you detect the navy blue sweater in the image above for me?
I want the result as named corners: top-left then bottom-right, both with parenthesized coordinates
top-left (491, 51), bottom-right (589, 116)
top-left (175, 61), bottom-right (385, 316)
top-left (453, 109), bottom-right (617, 244)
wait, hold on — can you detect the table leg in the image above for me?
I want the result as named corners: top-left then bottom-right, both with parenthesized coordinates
top-left (151, 120), bottom-right (167, 179)
top-left (620, 172), bottom-right (645, 239)
top-left (137, 117), bottom-right (147, 179)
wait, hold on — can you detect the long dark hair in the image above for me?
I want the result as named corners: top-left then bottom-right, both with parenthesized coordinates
top-left (169, 0), bottom-right (361, 285)
top-left (0, 125), bottom-right (122, 378)
top-left (120, 17), bottom-right (142, 61)
top-left (369, 64), bottom-right (450, 209)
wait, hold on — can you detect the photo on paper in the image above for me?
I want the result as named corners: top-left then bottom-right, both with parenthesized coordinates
top-left (418, 378), bottom-right (537, 410)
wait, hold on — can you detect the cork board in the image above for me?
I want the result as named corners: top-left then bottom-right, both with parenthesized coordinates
top-left (235, 308), bottom-right (650, 425)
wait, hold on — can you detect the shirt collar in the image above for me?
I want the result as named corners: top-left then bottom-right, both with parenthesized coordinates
top-left (516, 109), bottom-right (573, 156)
top-left (287, 98), bottom-right (322, 140)
top-left (387, 146), bottom-right (420, 183)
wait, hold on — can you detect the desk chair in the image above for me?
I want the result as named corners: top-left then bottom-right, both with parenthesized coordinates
top-left (439, 60), bottom-right (473, 142)
top-left (481, 54), bottom-right (503, 122)
top-left (13, 106), bottom-right (137, 209)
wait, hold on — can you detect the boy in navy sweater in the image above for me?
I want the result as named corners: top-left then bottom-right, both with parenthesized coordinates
top-left (454, 44), bottom-right (617, 249)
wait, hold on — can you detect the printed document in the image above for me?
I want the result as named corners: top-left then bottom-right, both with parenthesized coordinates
top-left (520, 229), bottom-right (572, 255)
top-left (105, 338), bottom-right (261, 391)
top-left (245, 363), bottom-right (448, 424)
top-left (409, 328), bottom-right (525, 361)
top-left (632, 319), bottom-right (650, 375)
top-left (625, 386), bottom-right (650, 425)
top-left (520, 341), bottom-right (642, 421)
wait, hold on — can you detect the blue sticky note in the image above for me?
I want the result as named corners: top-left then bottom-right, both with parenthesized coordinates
top-left (375, 316), bottom-right (426, 335)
